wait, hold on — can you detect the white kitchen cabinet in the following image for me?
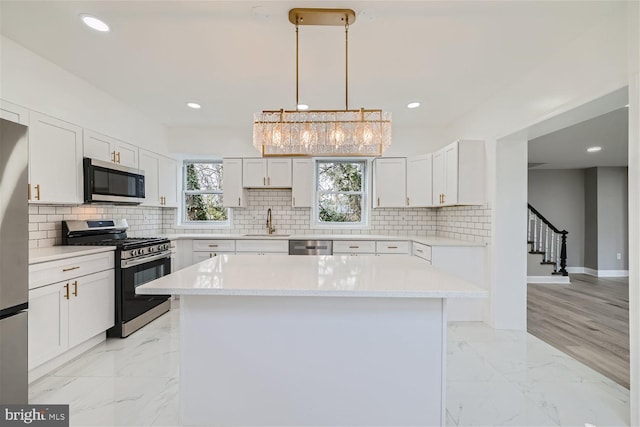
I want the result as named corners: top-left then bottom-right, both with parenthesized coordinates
top-left (373, 158), bottom-right (407, 208)
top-left (159, 155), bottom-right (178, 207)
top-left (432, 140), bottom-right (485, 206)
top-left (242, 158), bottom-right (292, 188)
top-left (222, 158), bottom-right (247, 208)
top-left (412, 242), bottom-right (432, 263)
top-left (235, 239), bottom-right (288, 255)
top-left (28, 111), bottom-right (83, 204)
top-left (406, 154), bottom-right (433, 207)
top-left (292, 158), bottom-right (313, 207)
top-left (83, 129), bottom-right (138, 168)
top-left (0, 99), bottom-right (28, 125)
top-left (333, 240), bottom-right (376, 255)
top-left (28, 251), bottom-right (115, 371)
top-left (192, 239), bottom-right (236, 263)
top-left (139, 150), bottom-right (177, 207)
top-left (375, 241), bottom-right (410, 255)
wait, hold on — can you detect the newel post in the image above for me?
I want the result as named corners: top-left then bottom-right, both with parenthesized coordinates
top-left (559, 231), bottom-right (568, 276)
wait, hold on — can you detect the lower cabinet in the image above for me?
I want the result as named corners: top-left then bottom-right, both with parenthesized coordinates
top-left (375, 241), bottom-right (410, 255)
top-left (333, 240), bottom-right (376, 256)
top-left (192, 239), bottom-right (236, 262)
top-left (28, 269), bottom-right (114, 370)
top-left (235, 239), bottom-right (288, 255)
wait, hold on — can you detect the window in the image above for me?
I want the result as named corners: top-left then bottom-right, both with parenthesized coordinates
top-left (315, 160), bottom-right (368, 226)
top-left (183, 161), bottom-right (229, 224)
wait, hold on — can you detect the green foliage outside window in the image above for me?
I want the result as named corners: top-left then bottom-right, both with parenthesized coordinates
top-left (184, 162), bottom-right (228, 222)
top-left (317, 161), bottom-right (365, 223)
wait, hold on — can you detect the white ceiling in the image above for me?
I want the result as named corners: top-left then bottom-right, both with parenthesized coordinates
top-left (0, 1), bottom-right (625, 130)
top-left (528, 107), bottom-right (629, 170)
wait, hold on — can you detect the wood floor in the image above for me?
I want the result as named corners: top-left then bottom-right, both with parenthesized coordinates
top-left (527, 274), bottom-right (630, 388)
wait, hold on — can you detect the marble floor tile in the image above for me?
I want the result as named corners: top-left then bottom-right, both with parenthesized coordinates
top-left (29, 306), bottom-right (630, 427)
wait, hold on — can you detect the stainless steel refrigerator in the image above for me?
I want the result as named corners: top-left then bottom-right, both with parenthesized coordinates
top-left (0, 117), bottom-right (29, 404)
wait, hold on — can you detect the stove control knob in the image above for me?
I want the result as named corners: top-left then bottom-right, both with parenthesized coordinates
top-left (134, 249), bottom-right (142, 256)
top-left (149, 246), bottom-right (155, 253)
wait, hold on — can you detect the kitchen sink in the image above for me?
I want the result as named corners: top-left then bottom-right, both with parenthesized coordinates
top-left (243, 234), bottom-right (290, 237)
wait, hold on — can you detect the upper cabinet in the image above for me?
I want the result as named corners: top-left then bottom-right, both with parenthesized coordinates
top-left (432, 140), bottom-right (485, 206)
top-left (83, 129), bottom-right (138, 168)
top-left (0, 100), bottom-right (29, 125)
top-left (222, 158), bottom-right (247, 208)
top-left (406, 154), bottom-right (433, 207)
top-left (291, 158), bottom-right (313, 207)
top-left (139, 149), bottom-right (177, 207)
top-left (373, 158), bottom-right (407, 208)
top-left (242, 158), bottom-right (292, 188)
top-left (28, 112), bottom-right (83, 204)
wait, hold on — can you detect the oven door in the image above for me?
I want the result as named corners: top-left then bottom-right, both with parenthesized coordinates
top-left (120, 253), bottom-right (171, 323)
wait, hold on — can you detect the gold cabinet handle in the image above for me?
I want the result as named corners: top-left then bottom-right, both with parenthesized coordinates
top-left (72, 280), bottom-right (78, 297)
top-left (349, 246), bottom-right (359, 249)
top-left (416, 249), bottom-right (423, 253)
top-left (268, 177), bottom-right (271, 186)
top-left (293, 196), bottom-right (295, 206)
top-left (28, 184), bottom-right (31, 200)
top-left (208, 244), bottom-right (219, 248)
top-left (116, 151), bottom-right (121, 164)
top-left (263, 177), bottom-right (266, 186)
top-left (64, 283), bottom-right (70, 300)
top-left (406, 197), bottom-right (410, 206)
top-left (377, 197), bottom-right (380, 207)
top-left (62, 266), bottom-right (80, 272)
top-left (388, 246), bottom-right (398, 249)
top-left (34, 184), bottom-right (41, 200)
top-left (442, 194), bottom-right (445, 204)
top-left (111, 151), bottom-right (116, 163)
top-left (238, 197), bottom-right (241, 206)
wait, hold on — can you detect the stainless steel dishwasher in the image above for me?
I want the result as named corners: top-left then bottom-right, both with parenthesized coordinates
top-left (288, 240), bottom-right (333, 255)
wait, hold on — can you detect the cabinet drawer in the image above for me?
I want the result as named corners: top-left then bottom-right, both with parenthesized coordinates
top-left (29, 251), bottom-right (114, 290)
top-left (236, 239), bottom-right (288, 253)
top-left (192, 239), bottom-right (236, 252)
top-left (412, 242), bottom-right (432, 261)
top-left (375, 241), bottom-right (410, 254)
top-left (333, 240), bottom-right (376, 254)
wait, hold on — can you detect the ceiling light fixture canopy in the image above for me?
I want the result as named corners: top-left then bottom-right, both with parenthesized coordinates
top-left (253, 8), bottom-right (391, 157)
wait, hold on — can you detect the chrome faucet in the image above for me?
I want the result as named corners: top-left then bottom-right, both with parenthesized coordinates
top-left (266, 208), bottom-right (275, 235)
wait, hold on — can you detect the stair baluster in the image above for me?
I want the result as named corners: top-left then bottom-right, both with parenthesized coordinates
top-left (527, 204), bottom-right (568, 276)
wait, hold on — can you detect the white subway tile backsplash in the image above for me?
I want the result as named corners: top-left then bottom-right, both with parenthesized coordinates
top-left (29, 192), bottom-right (491, 247)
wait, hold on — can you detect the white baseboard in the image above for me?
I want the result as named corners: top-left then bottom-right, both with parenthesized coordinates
top-left (527, 275), bottom-right (570, 284)
top-left (566, 266), bottom-right (629, 277)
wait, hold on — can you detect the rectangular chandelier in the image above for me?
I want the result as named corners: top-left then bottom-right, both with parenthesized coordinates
top-left (253, 108), bottom-right (391, 157)
top-left (252, 8), bottom-right (392, 157)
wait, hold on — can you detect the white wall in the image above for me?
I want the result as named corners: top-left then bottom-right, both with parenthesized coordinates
top-left (0, 36), bottom-right (169, 154)
top-left (528, 169), bottom-right (585, 268)
top-left (167, 124), bottom-right (451, 158)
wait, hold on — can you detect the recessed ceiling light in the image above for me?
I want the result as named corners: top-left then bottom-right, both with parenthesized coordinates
top-left (80, 14), bottom-right (110, 32)
top-left (587, 146), bottom-right (602, 153)
top-left (297, 104), bottom-right (309, 110)
top-left (407, 102), bottom-right (421, 109)
top-left (186, 102), bottom-right (201, 109)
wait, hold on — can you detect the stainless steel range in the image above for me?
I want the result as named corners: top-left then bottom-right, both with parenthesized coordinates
top-left (62, 219), bottom-right (171, 337)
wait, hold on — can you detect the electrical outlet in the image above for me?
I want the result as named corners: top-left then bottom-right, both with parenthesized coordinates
top-left (617, 253), bottom-right (621, 260)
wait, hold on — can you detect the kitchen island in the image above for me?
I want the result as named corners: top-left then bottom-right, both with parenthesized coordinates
top-left (137, 254), bottom-right (487, 427)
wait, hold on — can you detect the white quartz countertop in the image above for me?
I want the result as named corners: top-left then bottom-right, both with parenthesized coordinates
top-left (137, 254), bottom-right (488, 299)
top-left (29, 246), bottom-right (116, 264)
top-left (162, 233), bottom-right (485, 247)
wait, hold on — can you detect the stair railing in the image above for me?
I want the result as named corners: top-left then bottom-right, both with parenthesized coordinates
top-left (527, 204), bottom-right (568, 276)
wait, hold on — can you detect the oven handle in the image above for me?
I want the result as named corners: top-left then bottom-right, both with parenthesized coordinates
top-left (121, 252), bottom-right (171, 269)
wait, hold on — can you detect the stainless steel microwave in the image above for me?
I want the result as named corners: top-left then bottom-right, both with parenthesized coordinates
top-left (83, 158), bottom-right (145, 204)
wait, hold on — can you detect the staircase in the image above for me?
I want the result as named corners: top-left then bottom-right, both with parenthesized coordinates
top-left (527, 204), bottom-right (569, 283)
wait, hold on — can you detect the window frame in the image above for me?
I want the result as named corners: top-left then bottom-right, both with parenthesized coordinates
top-left (181, 160), bottom-right (230, 227)
top-left (311, 158), bottom-right (371, 229)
